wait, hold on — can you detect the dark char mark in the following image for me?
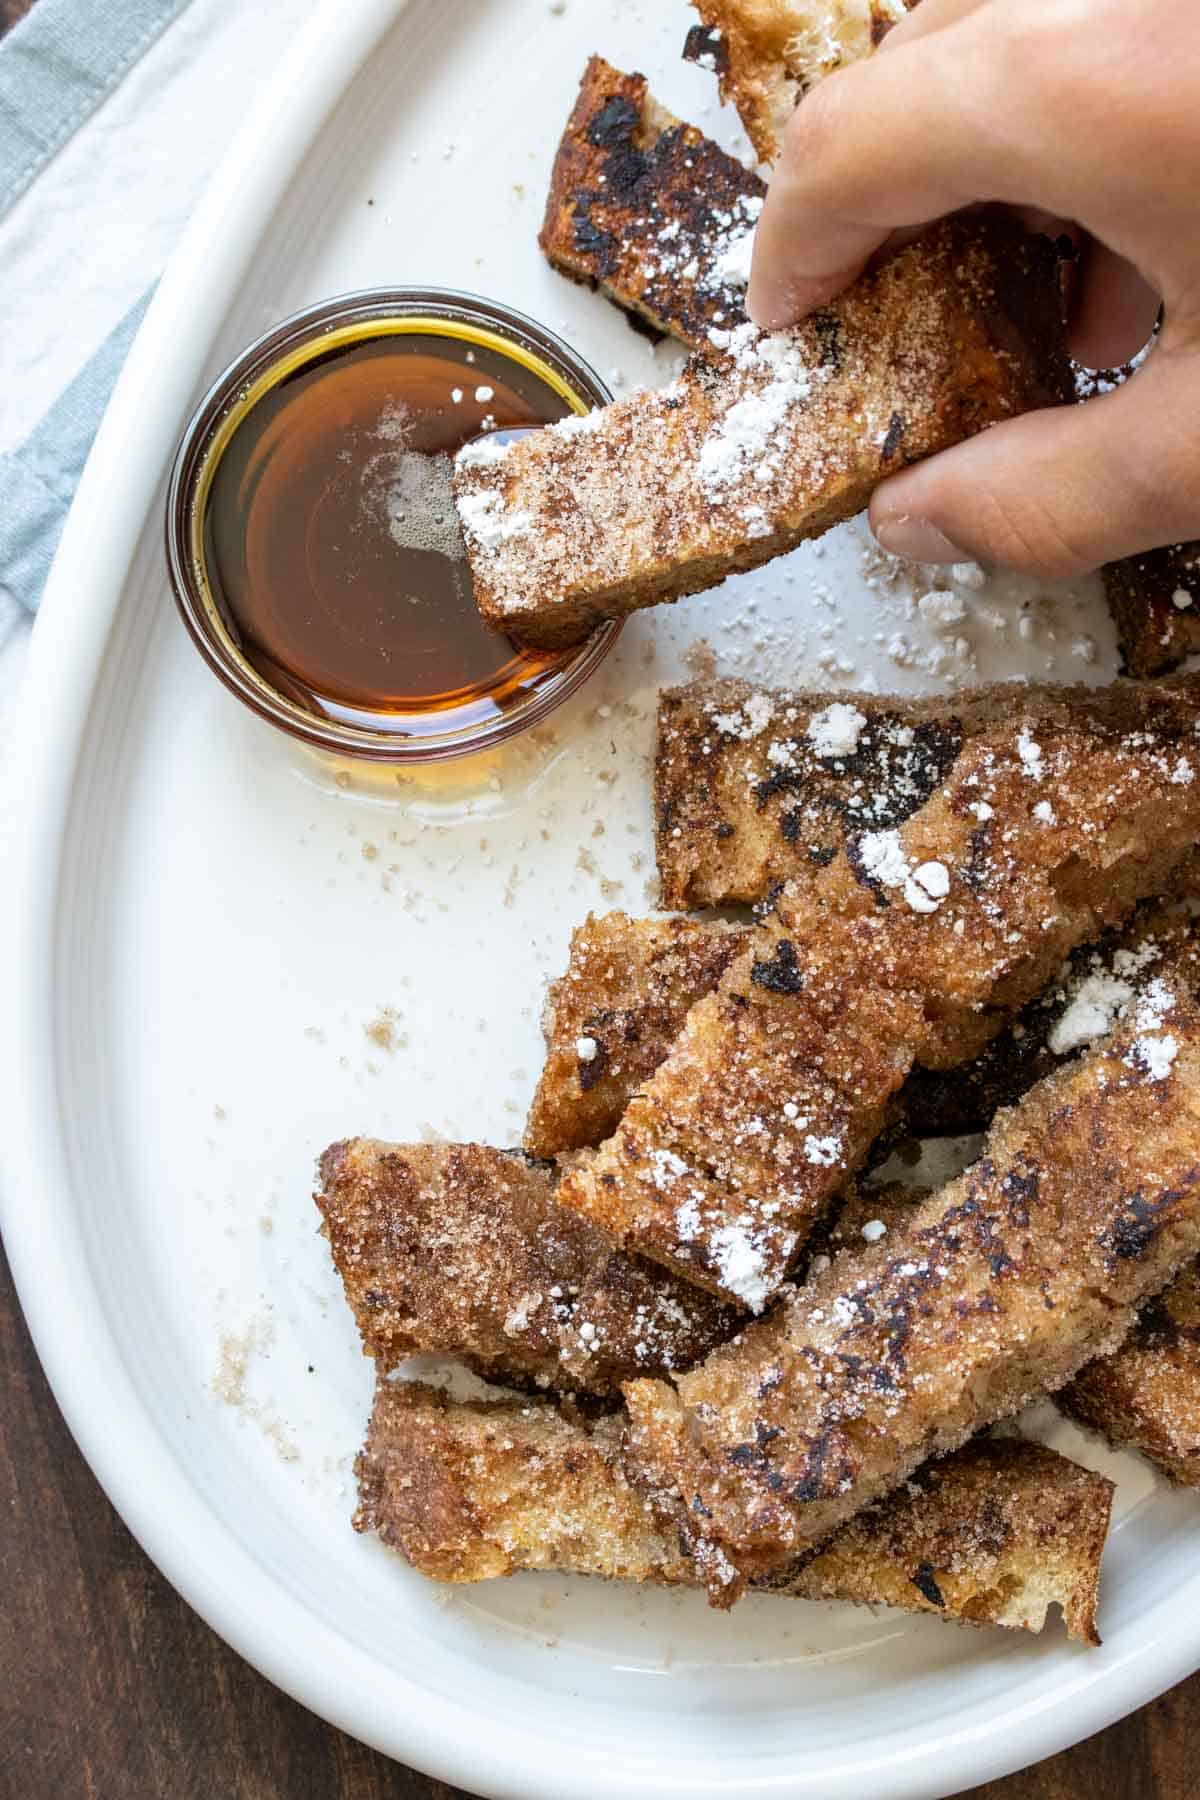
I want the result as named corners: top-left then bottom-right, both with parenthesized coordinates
top-left (750, 939), bottom-right (805, 995)
top-left (911, 1561), bottom-right (947, 1607)
top-left (880, 411), bottom-right (907, 462)
top-left (585, 95), bottom-right (641, 149)
top-left (682, 23), bottom-right (730, 75)
top-left (1100, 1186), bottom-right (1192, 1264)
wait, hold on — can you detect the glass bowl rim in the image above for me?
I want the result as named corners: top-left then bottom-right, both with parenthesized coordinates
top-left (163, 285), bottom-right (620, 764)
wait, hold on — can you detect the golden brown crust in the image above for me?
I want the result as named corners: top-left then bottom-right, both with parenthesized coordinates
top-left (558, 926), bottom-right (920, 1305)
top-left (1104, 543), bottom-right (1200, 679)
top-left (1062, 1263), bottom-right (1200, 1487)
top-left (355, 1381), bottom-right (687, 1584)
top-left (315, 1139), bottom-right (738, 1396)
top-left (522, 881), bottom-right (1200, 1164)
top-left (558, 677), bottom-right (1200, 1307)
top-left (524, 912), bottom-right (744, 1159)
top-left (538, 57), bottom-right (764, 353)
top-left (657, 677), bottom-right (1064, 910)
top-left (356, 1382), bottom-right (1111, 1642)
top-left (770, 1438), bottom-right (1110, 1644)
top-left (454, 216), bottom-right (1069, 651)
top-left (689, 0), bottom-right (915, 165)
top-left (622, 970), bottom-right (1200, 1602)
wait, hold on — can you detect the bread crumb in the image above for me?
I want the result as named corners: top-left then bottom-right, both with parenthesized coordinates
top-left (364, 1006), bottom-right (405, 1053)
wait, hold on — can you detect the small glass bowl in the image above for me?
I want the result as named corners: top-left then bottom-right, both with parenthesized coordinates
top-left (164, 289), bottom-right (618, 764)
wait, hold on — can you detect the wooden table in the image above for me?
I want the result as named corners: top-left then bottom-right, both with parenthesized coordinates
top-left (2, 2), bottom-right (1197, 1794)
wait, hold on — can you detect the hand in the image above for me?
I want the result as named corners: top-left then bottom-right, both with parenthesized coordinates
top-left (747, 0), bottom-right (1200, 577)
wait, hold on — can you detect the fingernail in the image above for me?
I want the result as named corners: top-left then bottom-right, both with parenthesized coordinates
top-left (874, 515), bottom-right (972, 565)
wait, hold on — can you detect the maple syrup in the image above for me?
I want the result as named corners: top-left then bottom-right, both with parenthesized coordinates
top-left (200, 329), bottom-right (575, 739)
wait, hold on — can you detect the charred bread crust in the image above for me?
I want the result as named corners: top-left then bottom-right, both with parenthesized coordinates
top-left (1061, 1262), bottom-right (1200, 1487)
top-left (315, 1138), bottom-right (737, 1397)
top-left (654, 676), bottom-right (1200, 910)
top-left (559, 676), bottom-right (1200, 1309)
top-left (768, 1436), bottom-right (1111, 1645)
top-left (539, 56), bottom-right (764, 352)
top-left (355, 1381), bottom-right (1111, 1641)
top-left (657, 677), bottom-right (1042, 911)
top-left (454, 216), bottom-right (1070, 652)
top-left (622, 967), bottom-right (1200, 1603)
top-left (1104, 543), bottom-right (1200, 678)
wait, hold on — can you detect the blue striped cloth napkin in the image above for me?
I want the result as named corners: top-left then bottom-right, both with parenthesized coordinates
top-left (0, 0), bottom-right (191, 633)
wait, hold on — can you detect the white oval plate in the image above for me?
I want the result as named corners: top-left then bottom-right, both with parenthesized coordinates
top-left (5, 2), bottom-right (1199, 1795)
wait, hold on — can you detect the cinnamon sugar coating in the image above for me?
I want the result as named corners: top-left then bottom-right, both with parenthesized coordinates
top-left (657, 677), bottom-right (1064, 911)
top-left (525, 912), bottom-right (743, 1159)
top-left (623, 967), bottom-right (1200, 1603)
top-left (315, 1139), bottom-right (736, 1397)
top-left (356, 1381), bottom-right (1110, 1643)
top-left (688, 0), bottom-right (914, 164)
top-left (1063, 1262), bottom-right (1200, 1487)
top-left (559, 675), bottom-right (1200, 1307)
top-left (1104, 543), bottom-right (1200, 679)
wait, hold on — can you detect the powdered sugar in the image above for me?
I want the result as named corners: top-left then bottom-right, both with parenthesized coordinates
top-left (698, 328), bottom-right (817, 498)
top-left (804, 1133), bottom-right (842, 1167)
top-left (648, 1148), bottom-right (690, 1189)
top-left (905, 860), bottom-right (950, 913)
top-left (856, 828), bottom-right (910, 889)
top-left (1125, 974), bottom-right (1180, 1078)
top-left (1016, 730), bottom-right (1045, 780)
top-left (1135, 978), bottom-right (1174, 1035)
top-left (709, 691), bottom-right (775, 740)
top-left (552, 409), bottom-right (605, 439)
top-left (709, 1220), bottom-right (772, 1311)
top-left (855, 831), bottom-right (949, 913)
top-left (455, 435), bottom-right (512, 470)
top-left (456, 488), bottom-right (532, 551)
top-left (807, 702), bottom-right (867, 759)
top-left (1130, 1033), bottom-right (1178, 1080)
top-left (917, 590), bottom-right (967, 632)
top-left (675, 1195), bottom-right (701, 1242)
top-left (1049, 973), bottom-right (1134, 1055)
top-left (711, 224), bottom-right (756, 289)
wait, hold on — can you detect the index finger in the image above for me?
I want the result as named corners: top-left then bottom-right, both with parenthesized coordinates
top-left (746, 7), bottom-right (1059, 328)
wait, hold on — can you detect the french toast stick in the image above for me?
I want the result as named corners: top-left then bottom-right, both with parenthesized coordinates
top-left (558, 676), bottom-right (1200, 1307)
top-left (315, 1139), bottom-right (737, 1396)
top-left (828, 1200), bottom-right (1200, 1494)
top-left (539, 57), bottom-right (764, 353)
top-left (1061, 1264), bottom-right (1200, 1487)
top-left (1105, 543), bottom-right (1200, 679)
top-left (810, 919), bottom-right (1200, 1494)
top-left (656, 677), bottom-right (1067, 911)
top-left (356, 1380), bottom-right (1111, 1643)
top-left (623, 954), bottom-right (1200, 1603)
top-left (524, 913), bottom-right (744, 1159)
top-left (454, 216), bottom-right (1069, 650)
top-left (686, 1), bottom-right (915, 165)
top-left (525, 873), bottom-right (1200, 1163)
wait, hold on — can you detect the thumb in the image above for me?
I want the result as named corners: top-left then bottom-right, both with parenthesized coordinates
top-left (869, 346), bottom-right (1200, 578)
